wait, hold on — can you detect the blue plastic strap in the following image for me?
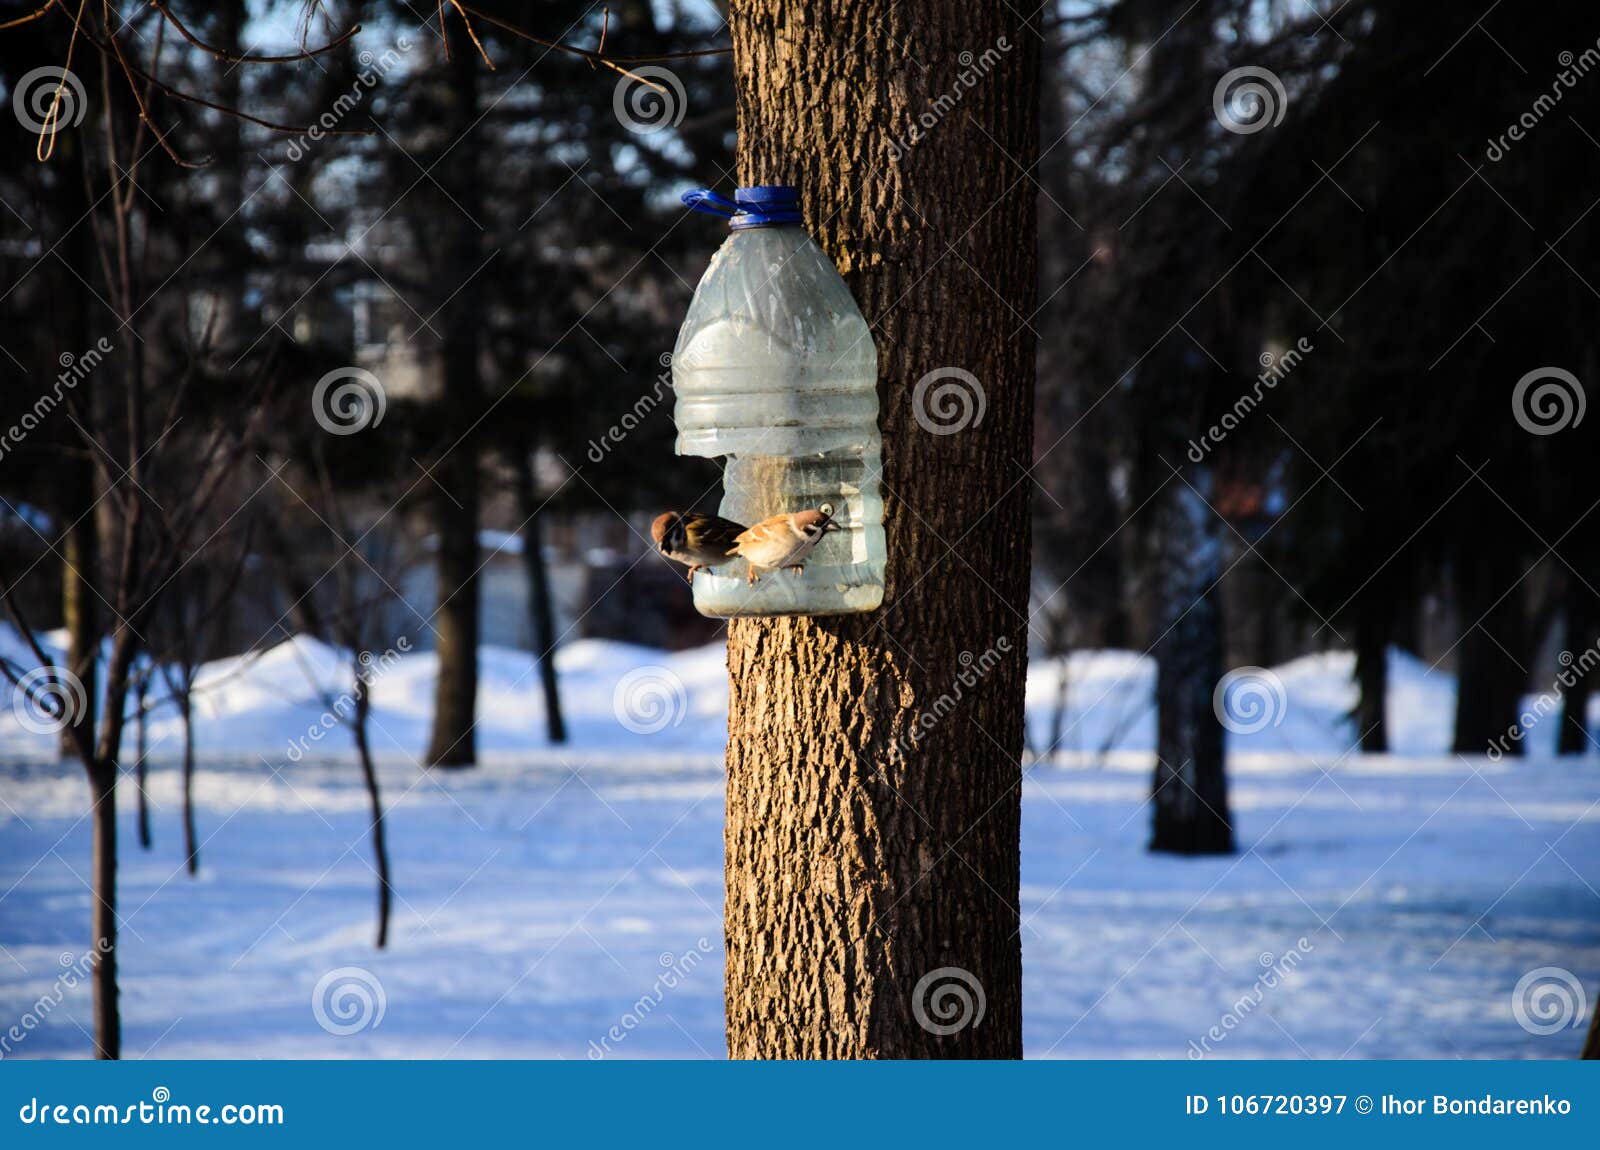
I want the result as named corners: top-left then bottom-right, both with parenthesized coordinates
top-left (682, 185), bottom-right (803, 229)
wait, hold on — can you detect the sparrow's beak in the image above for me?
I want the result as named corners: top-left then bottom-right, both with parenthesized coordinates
top-left (824, 519), bottom-right (843, 533)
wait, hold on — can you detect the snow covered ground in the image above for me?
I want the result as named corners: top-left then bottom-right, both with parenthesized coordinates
top-left (0, 635), bottom-right (1596, 1058)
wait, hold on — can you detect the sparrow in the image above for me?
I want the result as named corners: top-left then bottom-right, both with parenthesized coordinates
top-left (727, 506), bottom-right (842, 584)
top-left (651, 511), bottom-right (747, 582)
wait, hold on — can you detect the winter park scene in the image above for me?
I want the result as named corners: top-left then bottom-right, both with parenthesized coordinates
top-left (2, 0), bottom-right (1599, 1071)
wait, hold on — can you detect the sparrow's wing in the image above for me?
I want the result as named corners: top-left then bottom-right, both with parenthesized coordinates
top-left (685, 513), bottom-right (746, 554)
top-left (729, 516), bottom-right (785, 556)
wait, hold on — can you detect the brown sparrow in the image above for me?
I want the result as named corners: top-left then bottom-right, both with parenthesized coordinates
top-left (727, 506), bottom-right (841, 584)
top-left (651, 511), bottom-right (748, 582)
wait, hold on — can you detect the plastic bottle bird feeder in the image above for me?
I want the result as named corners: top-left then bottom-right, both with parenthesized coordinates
top-left (672, 185), bottom-right (885, 618)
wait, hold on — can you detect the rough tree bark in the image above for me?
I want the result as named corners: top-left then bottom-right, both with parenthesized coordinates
top-left (722, 0), bottom-right (1038, 1058)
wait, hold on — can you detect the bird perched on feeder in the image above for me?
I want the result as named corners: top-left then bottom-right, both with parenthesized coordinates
top-left (651, 511), bottom-right (748, 582)
top-left (728, 505), bottom-right (841, 584)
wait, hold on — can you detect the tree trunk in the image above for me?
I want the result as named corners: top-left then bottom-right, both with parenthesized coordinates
top-left (1558, 571), bottom-right (1595, 755)
top-left (60, 492), bottom-right (99, 761)
top-left (722, 0), bottom-right (1038, 1058)
top-left (423, 39), bottom-right (483, 770)
top-left (87, 761), bottom-right (119, 1059)
top-left (1452, 554), bottom-right (1527, 755)
top-left (182, 692), bottom-right (199, 875)
top-left (87, 632), bottom-right (141, 1060)
top-left (58, 135), bottom-right (99, 763)
top-left (512, 447), bottom-right (566, 744)
top-left (1352, 591), bottom-right (1389, 753)
top-left (1150, 472), bottom-right (1234, 855)
top-left (353, 675), bottom-right (391, 949)
top-left (134, 668), bottom-right (150, 849)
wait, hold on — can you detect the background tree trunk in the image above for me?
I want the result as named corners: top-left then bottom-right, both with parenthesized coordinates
top-left (1150, 470), bottom-right (1234, 856)
top-left (1558, 569), bottom-right (1595, 755)
top-left (57, 138), bottom-right (98, 764)
top-left (87, 762), bottom-right (118, 1059)
top-left (512, 447), bottom-right (566, 744)
top-left (182, 692), bottom-right (199, 875)
top-left (352, 674), bottom-right (391, 949)
top-left (1452, 552), bottom-right (1527, 755)
top-left (424, 40), bottom-right (484, 769)
top-left (722, 0), bottom-right (1038, 1058)
top-left (134, 668), bottom-right (150, 849)
top-left (1353, 591), bottom-right (1389, 753)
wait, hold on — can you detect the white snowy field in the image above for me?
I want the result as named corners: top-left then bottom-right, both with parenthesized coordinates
top-left (0, 635), bottom-right (1596, 1058)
